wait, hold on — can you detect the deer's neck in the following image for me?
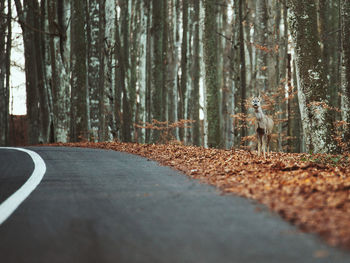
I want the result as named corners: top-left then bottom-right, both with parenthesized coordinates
top-left (255, 107), bottom-right (265, 121)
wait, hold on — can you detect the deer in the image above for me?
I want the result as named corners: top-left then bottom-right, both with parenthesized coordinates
top-left (252, 96), bottom-right (274, 158)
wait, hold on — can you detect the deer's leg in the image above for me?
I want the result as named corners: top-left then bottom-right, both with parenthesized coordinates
top-left (262, 135), bottom-right (266, 159)
top-left (258, 134), bottom-right (263, 156)
top-left (267, 134), bottom-right (271, 155)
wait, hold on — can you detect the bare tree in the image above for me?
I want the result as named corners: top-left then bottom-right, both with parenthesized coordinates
top-left (204, 0), bottom-right (221, 148)
top-left (151, 0), bottom-right (163, 142)
top-left (46, 0), bottom-right (70, 142)
top-left (0, 0), bottom-right (8, 145)
top-left (288, 0), bottom-right (337, 153)
top-left (15, 0), bottom-right (50, 144)
top-left (255, 0), bottom-right (268, 91)
top-left (70, 0), bottom-right (88, 142)
top-left (341, 0), bottom-right (350, 150)
top-left (190, 0), bottom-right (200, 146)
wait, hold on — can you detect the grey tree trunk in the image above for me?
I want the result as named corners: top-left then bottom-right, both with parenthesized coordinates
top-left (15, 0), bottom-right (48, 144)
top-left (341, 0), bottom-right (350, 150)
top-left (46, 0), bottom-right (70, 143)
top-left (0, 0), bottom-right (8, 145)
top-left (255, 0), bottom-right (268, 91)
top-left (178, 0), bottom-right (188, 142)
top-left (204, 0), bottom-right (221, 148)
top-left (70, 0), bottom-right (89, 142)
top-left (288, 0), bottom-right (337, 153)
top-left (191, 0), bottom-right (200, 146)
top-left (115, 4), bottom-right (132, 142)
top-left (87, 0), bottom-right (100, 141)
top-left (151, 0), bottom-right (163, 143)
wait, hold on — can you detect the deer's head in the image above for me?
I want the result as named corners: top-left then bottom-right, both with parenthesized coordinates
top-left (252, 97), bottom-right (261, 109)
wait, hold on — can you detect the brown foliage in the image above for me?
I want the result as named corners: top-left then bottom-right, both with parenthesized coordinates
top-left (134, 119), bottom-right (195, 144)
top-left (50, 141), bottom-right (350, 249)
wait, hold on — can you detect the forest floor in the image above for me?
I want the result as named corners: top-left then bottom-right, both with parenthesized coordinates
top-left (49, 141), bottom-right (350, 250)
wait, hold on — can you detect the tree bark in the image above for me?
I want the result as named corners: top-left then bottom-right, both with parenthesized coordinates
top-left (204, 0), bottom-right (221, 148)
top-left (178, 0), bottom-right (188, 142)
top-left (0, 0), bottom-right (8, 145)
top-left (87, 0), bottom-right (100, 141)
top-left (191, 0), bottom-right (200, 146)
top-left (151, 0), bottom-right (163, 143)
top-left (288, 0), bottom-right (337, 153)
top-left (255, 0), bottom-right (268, 91)
top-left (341, 0), bottom-right (350, 150)
top-left (70, 0), bottom-right (88, 142)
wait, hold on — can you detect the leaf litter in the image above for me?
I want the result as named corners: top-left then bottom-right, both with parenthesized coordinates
top-left (49, 141), bottom-right (350, 250)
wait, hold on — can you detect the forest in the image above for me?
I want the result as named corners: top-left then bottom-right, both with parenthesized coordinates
top-left (0, 0), bottom-right (350, 154)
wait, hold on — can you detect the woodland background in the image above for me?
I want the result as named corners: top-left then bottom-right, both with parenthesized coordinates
top-left (0, 0), bottom-right (350, 154)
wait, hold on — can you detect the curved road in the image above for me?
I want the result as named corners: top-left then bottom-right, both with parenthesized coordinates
top-left (0, 146), bottom-right (349, 263)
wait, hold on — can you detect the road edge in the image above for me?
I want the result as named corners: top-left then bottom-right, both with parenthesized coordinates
top-left (0, 148), bottom-right (46, 225)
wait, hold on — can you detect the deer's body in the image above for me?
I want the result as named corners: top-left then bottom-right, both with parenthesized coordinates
top-left (252, 97), bottom-right (274, 158)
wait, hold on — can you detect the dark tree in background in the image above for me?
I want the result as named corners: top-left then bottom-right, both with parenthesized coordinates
top-left (0, 0), bottom-right (9, 145)
top-left (70, 0), bottom-right (88, 142)
top-left (341, 0), bottom-right (350, 149)
top-left (204, 0), bottom-right (221, 148)
top-left (190, 0), bottom-right (200, 146)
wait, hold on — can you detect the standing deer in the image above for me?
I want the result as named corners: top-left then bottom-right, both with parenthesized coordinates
top-left (252, 96), bottom-right (274, 158)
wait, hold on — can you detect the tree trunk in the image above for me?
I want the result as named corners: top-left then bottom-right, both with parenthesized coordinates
top-left (0, 0), bottom-right (7, 145)
top-left (4, 0), bottom-right (11, 144)
top-left (70, 0), bottom-right (88, 142)
top-left (341, 0), bottom-right (350, 150)
top-left (115, 4), bottom-right (131, 142)
top-left (15, 0), bottom-right (41, 144)
top-left (178, 0), bottom-right (188, 142)
top-left (104, 0), bottom-right (116, 140)
top-left (238, 0), bottom-right (247, 146)
top-left (204, 0), bottom-right (221, 148)
top-left (191, 0), bottom-right (200, 146)
top-left (151, 0), bottom-right (163, 143)
top-left (288, 0), bottom-right (337, 153)
top-left (98, 0), bottom-right (108, 141)
top-left (255, 0), bottom-right (268, 91)
top-left (87, 0), bottom-right (100, 141)
top-left (46, 0), bottom-right (70, 143)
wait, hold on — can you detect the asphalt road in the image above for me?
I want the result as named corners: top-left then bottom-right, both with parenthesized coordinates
top-left (0, 146), bottom-right (349, 263)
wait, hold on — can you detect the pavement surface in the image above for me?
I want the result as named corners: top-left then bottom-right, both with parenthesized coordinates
top-left (0, 146), bottom-right (349, 263)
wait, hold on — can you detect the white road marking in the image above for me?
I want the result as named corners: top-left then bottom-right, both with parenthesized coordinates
top-left (0, 147), bottom-right (46, 225)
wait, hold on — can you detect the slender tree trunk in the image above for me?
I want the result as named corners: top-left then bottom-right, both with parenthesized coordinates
top-left (151, 0), bottom-right (163, 143)
top-left (204, 0), bottom-right (221, 148)
top-left (15, 0), bottom-right (41, 144)
top-left (98, 0), bottom-right (108, 141)
top-left (162, 0), bottom-right (168, 124)
top-left (178, 0), bottom-right (188, 142)
top-left (167, 0), bottom-right (180, 141)
top-left (239, 0), bottom-right (247, 146)
top-left (70, 0), bottom-right (88, 142)
top-left (255, 0), bottom-right (268, 91)
top-left (4, 0), bottom-right (11, 144)
top-left (144, 1), bottom-right (152, 143)
top-left (0, 0), bottom-right (7, 145)
top-left (288, 0), bottom-right (337, 153)
top-left (105, 0), bottom-right (116, 140)
top-left (115, 5), bottom-right (131, 142)
top-left (191, 0), bottom-right (200, 146)
top-left (46, 0), bottom-right (70, 143)
top-left (341, 0), bottom-right (350, 150)
top-left (87, 0), bottom-right (100, 141)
